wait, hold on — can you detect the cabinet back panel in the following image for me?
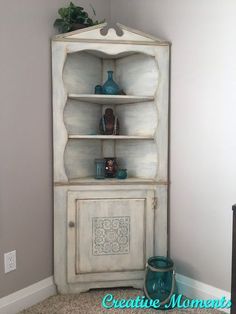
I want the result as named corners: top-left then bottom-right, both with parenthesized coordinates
top-left (116, 101), bottom-right (157, 136)
top-left (116, 140), bottom-right (157, 179)
top-left (63, 51), bottom-right (158, 97)
top-left (63, 52), bottom-right (102, 94)
top-left (64, 100), bottom-right (102, 135)
top-left (64, 139), bottom-right (102, 179)
top-left (116, 53), bottom-right (159, 96)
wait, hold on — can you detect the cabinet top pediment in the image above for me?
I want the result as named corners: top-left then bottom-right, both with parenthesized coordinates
top-left (52, 23), bottom-right (170, 46)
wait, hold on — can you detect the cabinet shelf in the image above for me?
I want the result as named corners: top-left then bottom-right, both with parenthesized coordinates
top-left (68, 135), bottom-right (154, 140)
top-left (68, 94), bottom-right (154, 105)
top-left (55, 177), bottom-right (166, 186)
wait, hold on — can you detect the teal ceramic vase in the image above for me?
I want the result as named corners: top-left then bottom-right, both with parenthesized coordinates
top-left (102, 71), bottom-right (120, 95)
top-left (116, 169), bottom-right (127, 179)
top-left (144, 256), bottom-right (177, 310)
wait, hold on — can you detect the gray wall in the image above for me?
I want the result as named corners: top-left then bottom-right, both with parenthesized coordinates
top-left (0, 0), bottom-right (110, 298)
top-left (111, 0), bottom-right (236, 291)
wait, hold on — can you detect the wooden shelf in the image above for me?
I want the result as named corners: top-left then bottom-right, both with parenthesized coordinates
top-left (68, 135), bottom-right (154, 140)
top-left (54, 177), bottom-right (168, 186)
top-left (68, 94), bottom-right (154, 105)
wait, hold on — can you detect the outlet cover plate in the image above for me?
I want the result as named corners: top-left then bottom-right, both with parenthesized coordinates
top-left (4, 250), bottom-right (16, 273)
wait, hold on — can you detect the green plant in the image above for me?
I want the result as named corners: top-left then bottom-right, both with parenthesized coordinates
top-left (54, 2), bottom-right (105, 33)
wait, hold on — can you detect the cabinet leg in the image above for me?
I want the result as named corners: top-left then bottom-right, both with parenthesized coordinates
top-left (132, 283), bottom-right (144, 290)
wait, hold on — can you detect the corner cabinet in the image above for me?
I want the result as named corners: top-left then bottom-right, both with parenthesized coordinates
top-left (52, 23), bottom-right (170, 293)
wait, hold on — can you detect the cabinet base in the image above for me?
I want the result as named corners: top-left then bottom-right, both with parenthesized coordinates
top-left (56, 279), bottom-right (144, 294)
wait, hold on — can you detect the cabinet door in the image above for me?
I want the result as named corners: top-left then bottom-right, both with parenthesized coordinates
top-left (67, 189), bottom-right (154, 283)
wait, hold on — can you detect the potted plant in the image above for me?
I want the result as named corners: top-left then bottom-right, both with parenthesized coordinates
top-left (54, 2), bottom-right (105, 33)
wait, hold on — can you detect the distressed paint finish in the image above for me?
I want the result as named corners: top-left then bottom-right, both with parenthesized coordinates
top-left (52, 42), bottom-right (68, 182)
top-left (52, 23), bottom-right (170, 293)
top-left (64, 99), bottom-right (102, 135)
top-left (67, 194), bottom-right (149, 278)
top-left (56, 185), bottom-right (155, 292)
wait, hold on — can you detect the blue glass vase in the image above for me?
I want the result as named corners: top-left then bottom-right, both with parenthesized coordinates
top-left (94, 159), bottom-right (105, 179)
top-left (144, 256), bottom-right (178, 310)
top-left (94, 85), bottom-right (103, 94)
top-left (102, 71), bottom-right (120, 95)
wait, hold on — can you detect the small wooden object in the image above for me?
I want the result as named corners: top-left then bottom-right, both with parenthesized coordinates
top-left (99, 108), bottom-right (119, 135)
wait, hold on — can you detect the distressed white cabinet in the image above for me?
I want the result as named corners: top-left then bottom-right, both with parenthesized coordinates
top-left (52, 23), bottom-right (170, 293)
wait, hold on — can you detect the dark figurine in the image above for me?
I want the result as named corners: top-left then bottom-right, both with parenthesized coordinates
top-left (105, 158), bottom-right (118, 178)
top-left (99, 108), bottom-right (119, 135)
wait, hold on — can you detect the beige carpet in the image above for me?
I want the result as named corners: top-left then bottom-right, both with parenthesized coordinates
top-left (20, 288), bottom-right (224, 314)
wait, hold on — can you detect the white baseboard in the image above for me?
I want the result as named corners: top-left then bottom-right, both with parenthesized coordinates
top-left (0, 274), bottom-right (231, 313)
top-left (0, 276), bottom-right (56, 314)
top-left (176, 273), bottom-right (231, 314)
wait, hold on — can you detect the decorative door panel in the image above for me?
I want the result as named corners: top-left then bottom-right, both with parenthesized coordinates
top-left (76, 198), bottom-right (145, 274)
top-left (67, 189), bottom-right (154, 283)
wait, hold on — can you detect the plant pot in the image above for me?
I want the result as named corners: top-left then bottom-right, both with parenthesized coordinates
top-left (70, 23), bottom-right (90, 31)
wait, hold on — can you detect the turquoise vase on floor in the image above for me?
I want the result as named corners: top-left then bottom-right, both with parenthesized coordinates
top-left (144, 256), bottom-right (178, 310)
top-left (102, 71), bottom-right (120, 95)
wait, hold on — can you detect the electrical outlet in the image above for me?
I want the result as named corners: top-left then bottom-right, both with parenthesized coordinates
top-left (4, 250), bottom-right (16, 273)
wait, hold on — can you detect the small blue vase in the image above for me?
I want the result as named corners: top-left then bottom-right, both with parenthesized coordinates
top-left (116, 169), bottom-right (127, 179)
top-left (94, 85), bottom-right (103, 94)
top-left (102, 71), bottom-right (120, 95)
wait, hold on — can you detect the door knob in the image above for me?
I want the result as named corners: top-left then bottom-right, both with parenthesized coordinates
top-left (69, 221), bottom-right (75, 228)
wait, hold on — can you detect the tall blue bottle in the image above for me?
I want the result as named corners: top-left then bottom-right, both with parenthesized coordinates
top-left (102, 71), bottom-right (120, 95)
